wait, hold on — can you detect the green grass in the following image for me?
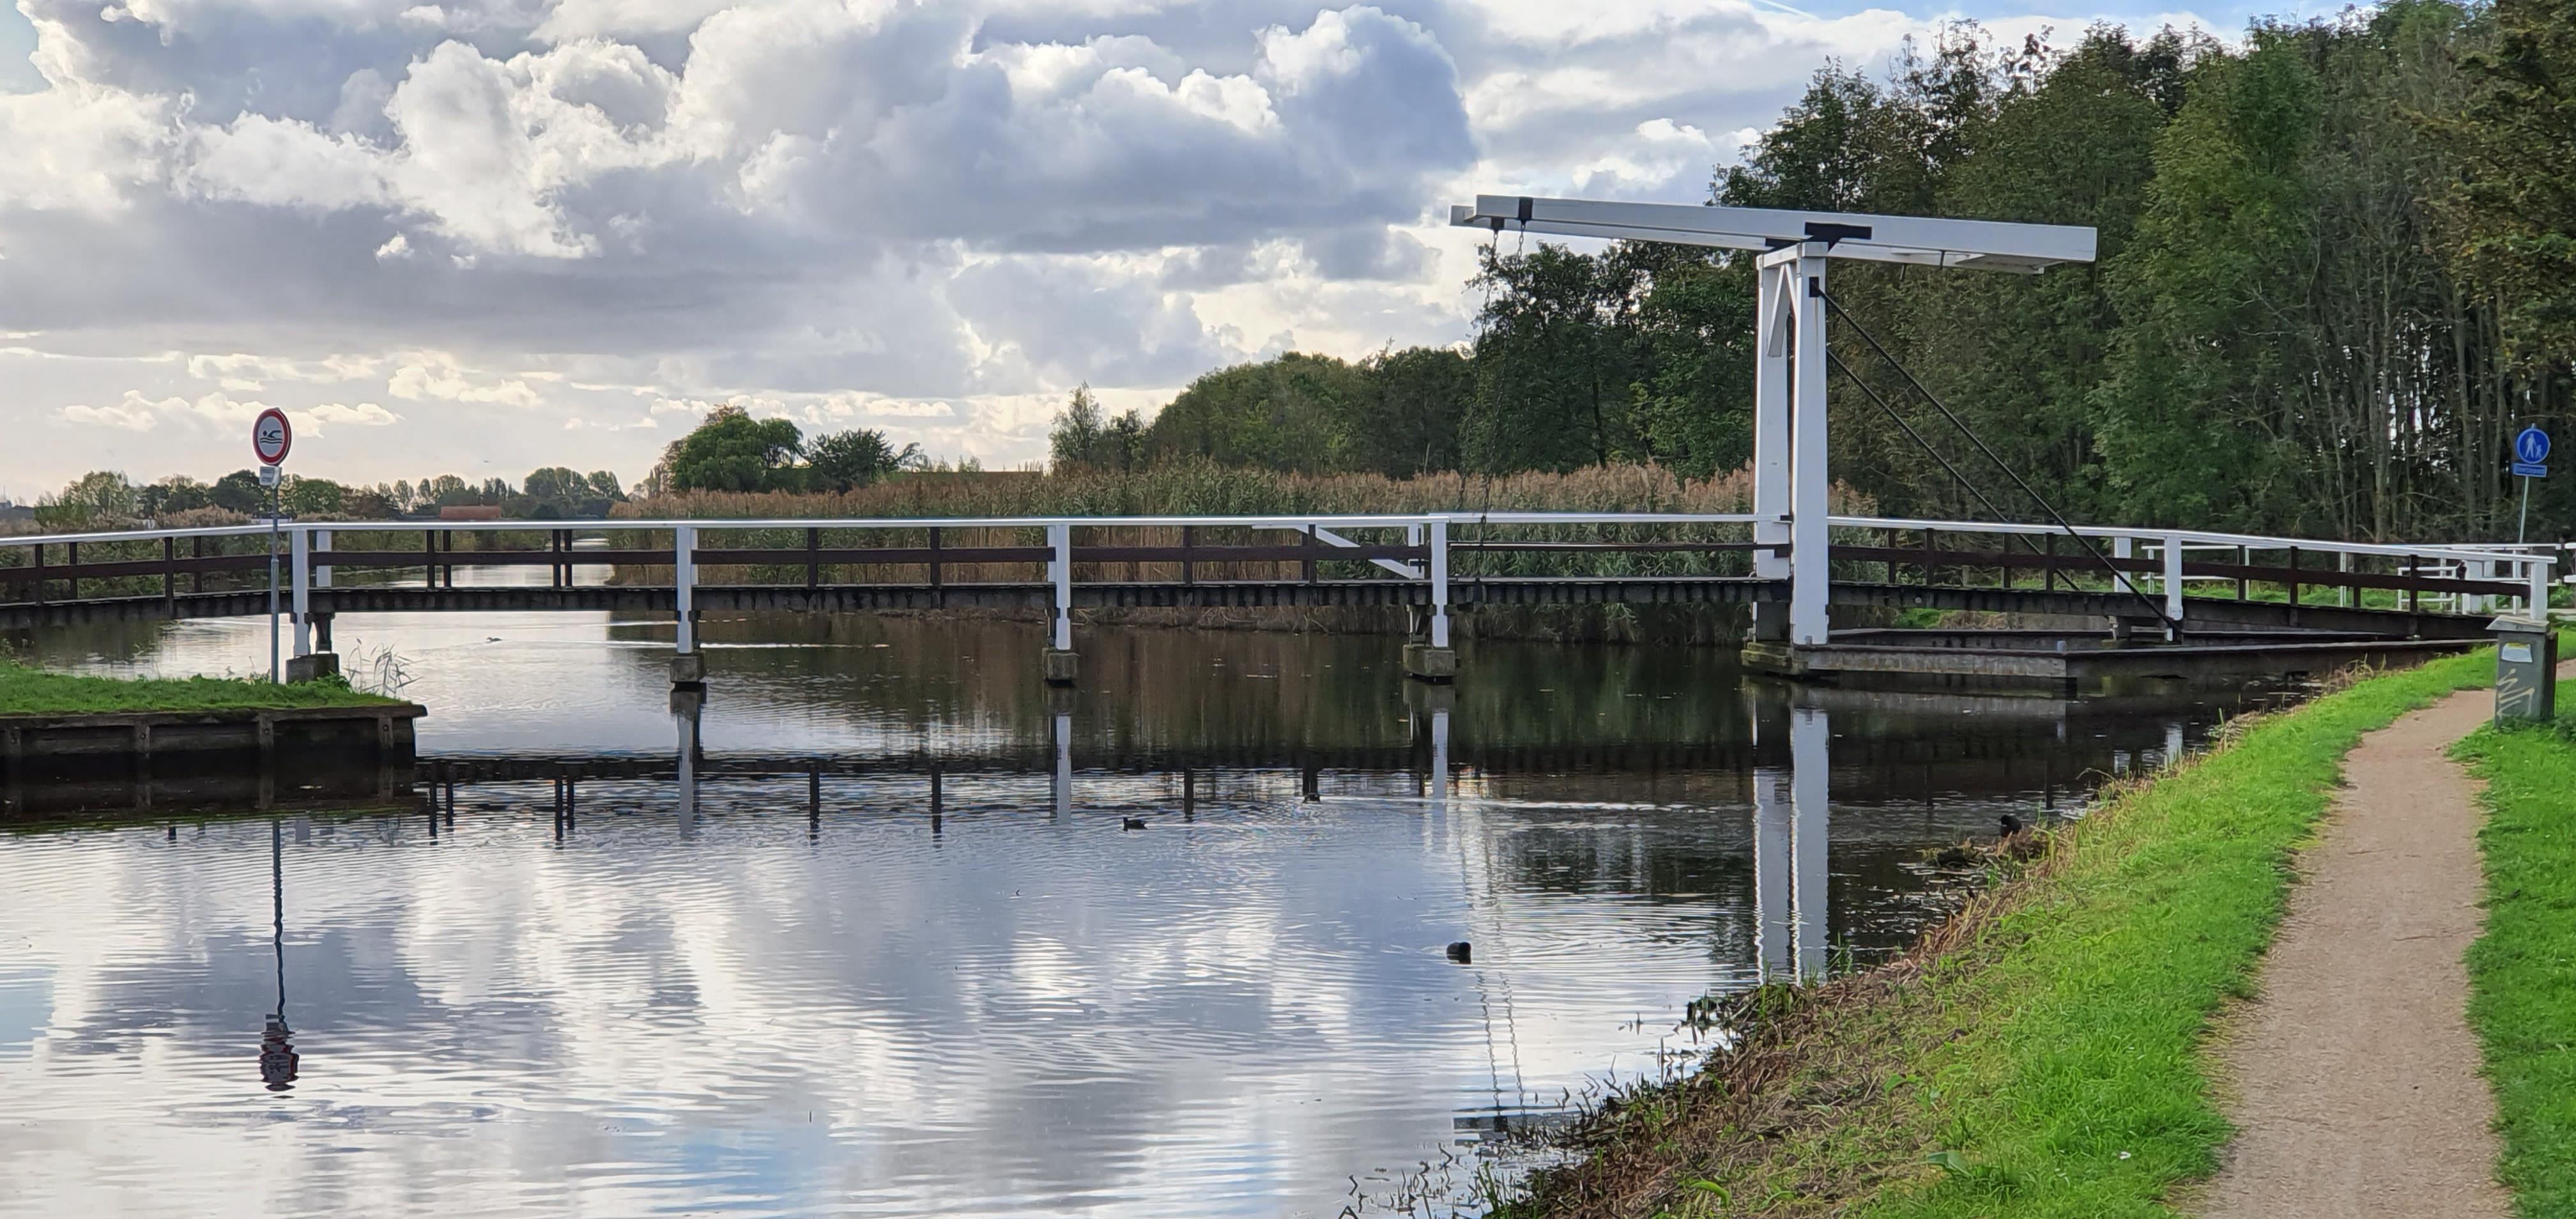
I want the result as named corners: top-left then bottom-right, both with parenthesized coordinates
top-left (0, 661), bottom-right (397, 715)
top-left (1851, 652), bottom-right (2494, 1219)
top-left (2455, 711), bottom-right (2576, 1219)
top-left (1512, 650), bottom-right (2497, 1218)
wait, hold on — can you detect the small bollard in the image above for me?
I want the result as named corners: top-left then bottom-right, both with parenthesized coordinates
top-left (2488, 615), bottom-right (2558, 724)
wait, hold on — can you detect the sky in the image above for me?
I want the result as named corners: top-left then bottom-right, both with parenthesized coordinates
top-left (0, 0), bottom-right (2293, 501)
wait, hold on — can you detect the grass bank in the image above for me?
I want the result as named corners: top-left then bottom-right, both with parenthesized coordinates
top-left (2456, 704), bottom-right (2576, 1219)
top-left (0, 661), bottom-right (397, 715)
top-left (1503, 650), bottom-right (2492, 1218)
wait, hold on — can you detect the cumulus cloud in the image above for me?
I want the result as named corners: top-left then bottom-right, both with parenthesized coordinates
top-left (58, 388), bottom-right (397, 434)
top-left (0, 0), bottom-right (2133, 487)
top-left (387, 351), bottom-right (543, 406)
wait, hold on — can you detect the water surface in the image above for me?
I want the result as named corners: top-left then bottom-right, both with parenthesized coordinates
top-left (0, 607), bottom-right (2239, 1216)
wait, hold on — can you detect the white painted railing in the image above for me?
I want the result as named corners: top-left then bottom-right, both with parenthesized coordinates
top-left (0, 512), bottom-right (2553, 673)
top-left (1829, 514), bottom-right (2558, 624)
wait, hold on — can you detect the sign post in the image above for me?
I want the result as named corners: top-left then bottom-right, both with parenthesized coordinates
top-left (2512, 425), bottom-right (2549, 546)
top-left (253, 409), bottom-right (293, 683)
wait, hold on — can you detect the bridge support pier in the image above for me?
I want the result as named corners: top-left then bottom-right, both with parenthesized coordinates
top-left (1042, 523), bottom-right (1078, 686)
top-left (1042, 648), bottom-right (1079, 686)
top-left (1404, 519), bottom-right (1456, 682)
top-left (1402, 643), bottom-right (1456, 682)
top-left (670, 651), bottom-right (705, 687)
top-left (284, 652), bottom-right (339, 683)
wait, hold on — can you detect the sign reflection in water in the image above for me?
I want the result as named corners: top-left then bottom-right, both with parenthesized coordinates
top-left (0, 613), bottom-right (2241, 1218)
top-left (259, 819), bottom-right (298, 1093)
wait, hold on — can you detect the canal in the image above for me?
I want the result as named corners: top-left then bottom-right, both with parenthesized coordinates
top-left (0, 607), bottom-right (2251, 1216)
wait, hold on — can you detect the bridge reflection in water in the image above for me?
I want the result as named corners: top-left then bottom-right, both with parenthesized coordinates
top-left (339, 673), bottom-right (2214, 995)
top-left (0, 616), bottom-right (2239, 1218)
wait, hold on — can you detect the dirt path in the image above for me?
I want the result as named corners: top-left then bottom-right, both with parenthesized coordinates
top-left (2198, 687), bottom-right (2510, 1219)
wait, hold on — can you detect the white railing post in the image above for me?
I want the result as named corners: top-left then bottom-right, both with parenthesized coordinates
top-left (2163, 532), bottom-right (2184, 640)
top-left (314, 528), bottom-right (332, 590)
top-left (1048, 523), bottom-right (1072, 651)
top-left (2340, 551), bottom-right (2352, 606)
top-left (289, 528), bottom-right (312, 657)
top-left (2530, 557), bottom-right (2551, 618)
top-left (2111, 535), bottom-right (2134, 599)
top-left (1429, 518), bottom-right (1450, 648)
top-left (673, 525), bottom-right (696, 654)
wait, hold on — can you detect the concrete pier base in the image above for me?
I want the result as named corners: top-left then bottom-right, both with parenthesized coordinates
top-left (284, 652), bottom-right (341, 684)
top-left (670, 652), bottom-right (706, 687)
top-left (1042, 648), bottom-right (1080, 686)
top-left (1739, 640), bottom-right (1811, 679)
top-left (1402, 643), bottom-right (1457, 683)
top-left (1745, 631), bottom-right (2477, 692)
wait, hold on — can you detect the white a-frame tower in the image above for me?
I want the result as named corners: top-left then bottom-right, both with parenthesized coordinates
top-left (1451, 195), bottom-right (2096, 647)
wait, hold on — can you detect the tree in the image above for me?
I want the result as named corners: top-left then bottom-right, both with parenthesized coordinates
top-left (584, 470), bottom-right (625, 502)
top-left (664, 404), bottom-right (805, 493)
top-left (1344, 346), bottom-right (1474, 477)
top-left (211, 469), bottom-right (268, 514)
top-left (47, 471), bottom-right (138, 523)
top-left (281, 477), bottom-right (346, 517)
top-left (420, 474), bottom-right (472, 507)
top-left (807, 429), bottom-right (919, 492)
top-left (1050, 385), bottom-right (1105, 470)
top-left (1464, 242), bottom-right (1650, 473)
top-left (140, 475), bottom-right (211, 518)
top-left (1050, 385), bottom-right (1150, 472)
top-left (523, 466), bottom-right (586, 502)
top-left (2441, 0), bottom-right (2576, 360)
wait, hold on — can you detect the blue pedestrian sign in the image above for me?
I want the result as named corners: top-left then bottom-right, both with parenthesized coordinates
top-left (2514, 425), bottom-right (2549, 466)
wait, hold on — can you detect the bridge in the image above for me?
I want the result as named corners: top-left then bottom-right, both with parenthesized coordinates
top-left (0, 192), bottom-right (2555, 691)
top-left (0, 510), bottom-right (2549, 691)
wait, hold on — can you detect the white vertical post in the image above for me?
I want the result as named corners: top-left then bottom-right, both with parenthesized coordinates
top-left (1789, 705), bottom-right (1830, 981)
top-left (1048, 523), bottom-right (1073, 651)
top-left (673, 525), bottom-right (696, 654)
top-left (289, 528), bottom-right (312, 657)
top-left (2340, 550), bottom-right (2352, 606)
top-left (2530, 556), bottom-right (2551, 618)
top-left (1788, 249), bottom-right (1830, 647)
top-left (1428, 518), bottom-right (1450, 648)
top-left (1752, 263), bottom-right (1792, 642)
top-left (2111, 535), bottom-right (2134, 599)
top-left (314, 529), bottom-right (332, 590)
top-left (2163, 533), bottom-right (2184, 640)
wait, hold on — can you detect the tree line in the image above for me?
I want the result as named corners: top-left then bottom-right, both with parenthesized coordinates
top-left (34, 465), bottom-right (632, 526)
top-left (27, 409), bottom-right (963, 526)
top-left (646, 406), bottom-right (961, 496)
top-left (1057, 0), bottom-right (2576, 542)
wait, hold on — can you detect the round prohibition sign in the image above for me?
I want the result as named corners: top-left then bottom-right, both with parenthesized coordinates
top-left (252, 407), bottom-right (293, 466)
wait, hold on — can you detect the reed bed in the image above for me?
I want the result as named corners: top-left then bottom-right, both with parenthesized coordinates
top-left (604, 462), bottom-right (1876, 592)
